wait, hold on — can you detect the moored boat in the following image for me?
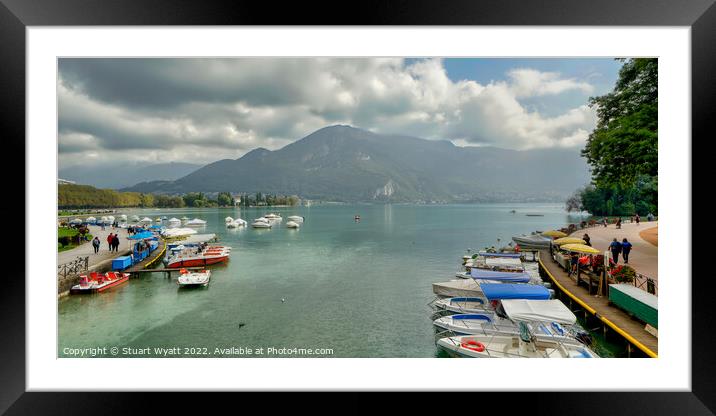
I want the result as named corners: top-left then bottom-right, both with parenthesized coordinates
top-left (164, 243), bottom-right (231, 268)
top-left (177, 268), bottom-right (211, 287)
top-left (287, 215), bottom-right (304, 223)
top-left (251, 218), bottom-right (272, 228)
top-left (285, 220), bottom-right (300, 229)
top-left (70, 271), bottom-right (130, 294)
top-left (185, 218), bottom-right (207, 227)
top-left (512, 233), bottom-right (552, 248)
top-left (437, 330), bottom-right (598, 358)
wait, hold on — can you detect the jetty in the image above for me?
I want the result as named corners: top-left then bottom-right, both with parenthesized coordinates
top-left (538, 249), bottom-right (658, 357)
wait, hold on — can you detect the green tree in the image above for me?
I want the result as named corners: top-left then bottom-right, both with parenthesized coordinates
top-left (582, 58), bottom-right (657, 187)
top-left (217, 192), bottom-right (233, 207)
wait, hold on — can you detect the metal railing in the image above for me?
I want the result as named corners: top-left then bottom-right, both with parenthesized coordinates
top-left (633, 272), bottom-right (658, 296)
top-left (57, 256), bottom-right (89, 279)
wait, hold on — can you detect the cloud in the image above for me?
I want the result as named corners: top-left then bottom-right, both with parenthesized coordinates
top-left (58, 58), bottom-right (599, 168)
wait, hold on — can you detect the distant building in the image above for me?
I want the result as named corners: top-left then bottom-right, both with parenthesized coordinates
top-left (232, 195), bottom-right (242, 206)
top-left (58, 178), bottom-right (76, 185)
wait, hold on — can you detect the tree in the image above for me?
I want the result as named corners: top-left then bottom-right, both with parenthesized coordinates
top-left (582, 58), bottom-right (657, 187)
top-left (217, 192), bottom-right (233, 207)
top-left (565, 189), bottom-right (583, 212)
top-left (572, 58), bottom-right (658, 216)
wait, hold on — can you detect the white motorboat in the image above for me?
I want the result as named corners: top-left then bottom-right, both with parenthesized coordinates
top-left (433, 299), bottom-right (587, 345)
top-left (185, 218), bottom-right (207, 227)
top-left (287, 215), bottom-right (304, 223)
top-left (226, 219), bottom-right (247, 228)
top-left (512, 233), bottom-right (552, 248)
top-left (162, 227), bottom-right (198, 238)
top-left (177, 269), bottom-right (211, 287)
top-left (285, 220), bottom-right (300, 229)
top-left (437, 331), bottom-right (598, 358)
top-left (251, 218), bottom-right (272, 228)
top-left (225, 216), bottom-right (234, 223)
top-left (264, 213), bottom-right (282, 221)
top-left (167, 217), bottom-right (182, 227)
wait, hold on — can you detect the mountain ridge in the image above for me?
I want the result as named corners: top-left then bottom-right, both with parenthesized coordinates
top-left (122, 125), bottom-right (590, 202)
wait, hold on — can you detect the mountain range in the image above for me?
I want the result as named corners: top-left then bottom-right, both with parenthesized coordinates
top-left (59, 162), bottom-right (201, 190)
top-left (122, 125), bottom-right (590, 203)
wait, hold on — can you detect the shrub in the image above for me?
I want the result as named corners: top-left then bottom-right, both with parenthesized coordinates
top-left (610, 264), bottom-right (636, 283)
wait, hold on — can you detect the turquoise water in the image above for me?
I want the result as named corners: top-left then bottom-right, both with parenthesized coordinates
top-left (58, 203), bottom-right (590, 358)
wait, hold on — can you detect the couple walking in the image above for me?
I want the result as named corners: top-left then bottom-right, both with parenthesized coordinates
top-left (106, 232), bottom-right (121, 253)
top-left (609, 238), bottom-right (633, 264)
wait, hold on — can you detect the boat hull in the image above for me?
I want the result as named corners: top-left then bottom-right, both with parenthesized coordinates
top-left (70, 274), bottom-right (129, 294)
top-left (167, 256), bottom-right (228, 268)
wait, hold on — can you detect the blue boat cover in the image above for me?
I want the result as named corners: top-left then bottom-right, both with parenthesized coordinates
top-left (470, 268), bottom-right (531, 283)
top-left (128, 231), bottom-right (154, 240)
top-left (479, 283), bottom-right (550, 300)
top-left (478, 252), bottom-right (522, 258)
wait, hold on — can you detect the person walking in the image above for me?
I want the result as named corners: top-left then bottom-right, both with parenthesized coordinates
top-left (635, 214), bottom-right (640, 225)
top-left (92, 236), bottom-right (100, 254)
top-left (603, 217), bottom-right (608, 227)
top-left (609, 238), bottom-right (622, 264)
top-left (112, 233), bottom-right (120, 252)
top-left (616, 217), bottom-right (622, 229)
top-left (621, 238), bottom-right (633, 264)
top-left (107, 233), bottom-right (114, 251)
top-left (582, 233), bottom-right (591, 247)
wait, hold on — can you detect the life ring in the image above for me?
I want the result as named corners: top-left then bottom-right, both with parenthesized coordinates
top-left (460, 340), bottom-right (485, 352)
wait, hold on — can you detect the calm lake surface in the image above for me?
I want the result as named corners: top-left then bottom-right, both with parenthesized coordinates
top-left (59, 203), bottom-right (608, 358)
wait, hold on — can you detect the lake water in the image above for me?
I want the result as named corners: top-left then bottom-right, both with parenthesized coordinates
top-left (58, 203), bottom-right (603, 358)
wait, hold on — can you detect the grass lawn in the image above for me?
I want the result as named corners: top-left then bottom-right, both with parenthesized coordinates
top-left (58, 227), bottom-right (93, 252)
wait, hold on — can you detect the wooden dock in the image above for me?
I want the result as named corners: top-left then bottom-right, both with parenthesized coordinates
top-left (126, 240), bottom-right (167, 273)
top-left (538, 249), bottom-right (658, 357)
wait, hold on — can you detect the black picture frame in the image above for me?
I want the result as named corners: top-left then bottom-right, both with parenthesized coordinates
top-left (1, 0), bottom-right (710, 412)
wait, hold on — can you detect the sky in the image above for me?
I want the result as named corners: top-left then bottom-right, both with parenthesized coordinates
top-left (58, 57), bottom-right (622, 169)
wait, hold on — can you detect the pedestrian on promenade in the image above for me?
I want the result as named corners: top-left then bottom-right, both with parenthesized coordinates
top-left (647, 212), bottom-right (654, 221)
top-left (582, 233), bottom-right (591, 246)
top-left (92, 236), bottom-right (100, 254)
top-left (609, 238), bottom-right (622, 264)
top-left (616, 217), bottom-right (622, 229)
top-left (570, 253), bottom-right (579, 276)
top-left (635, 214), bottom-right (640, 225)
top-left (603, 217), bottom-right (608, 227)
top-left (621, 238), bottom-right (633, 264)
top-left (112, 234), bottom-right (120, 252)
top-left (107, 233), bottom-right (114, 251)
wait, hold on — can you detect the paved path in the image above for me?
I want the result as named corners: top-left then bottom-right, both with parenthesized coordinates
top-left (57, 225), bottom-right (131, 268)
top-left (571, 221), bottom-right (658, 280)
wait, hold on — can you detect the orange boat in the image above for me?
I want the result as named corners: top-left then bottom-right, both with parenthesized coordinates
top-left (164, 244), bottom-right (231, 268)
top-left (70, 271), bottom-right (130, 294)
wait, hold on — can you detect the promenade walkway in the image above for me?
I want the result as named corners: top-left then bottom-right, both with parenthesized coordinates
top-left (539, 249), bottom-right (658, 357)
top-left (57, 225), bottom-right (130, 269)
top-left (572, 221), bottom-right (658, 280)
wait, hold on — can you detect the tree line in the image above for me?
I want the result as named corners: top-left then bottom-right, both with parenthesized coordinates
top-left (58, 185), bottom-right (300, 209)
top-left (567, 58), bottom-right (658, 217)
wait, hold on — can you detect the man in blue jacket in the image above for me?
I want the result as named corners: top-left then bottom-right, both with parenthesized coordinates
top-left (609, 238), bottom-right (622, 264)
top-left (621, 238), bottom-right (633, 264)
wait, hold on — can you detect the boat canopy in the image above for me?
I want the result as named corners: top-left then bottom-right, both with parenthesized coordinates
top-left (479, 283), bottom-right (550, 301)
top-left (470, 269), bottom-right (531, 283)
top-left (128, 231), bottom-right (154, 240)
top-left (478, 252), bottom-right (522, 258)
top-left (501, 299), bottom-right (576, 325)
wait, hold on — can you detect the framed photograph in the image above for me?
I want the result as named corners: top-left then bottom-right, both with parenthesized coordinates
top-left (2, 0), bottom-right (711, 411)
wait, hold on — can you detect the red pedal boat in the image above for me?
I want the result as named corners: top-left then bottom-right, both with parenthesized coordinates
top-left (70, 271), bottom-right (130, 294)
top-left (165, 245), bottom-right (231, 268)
